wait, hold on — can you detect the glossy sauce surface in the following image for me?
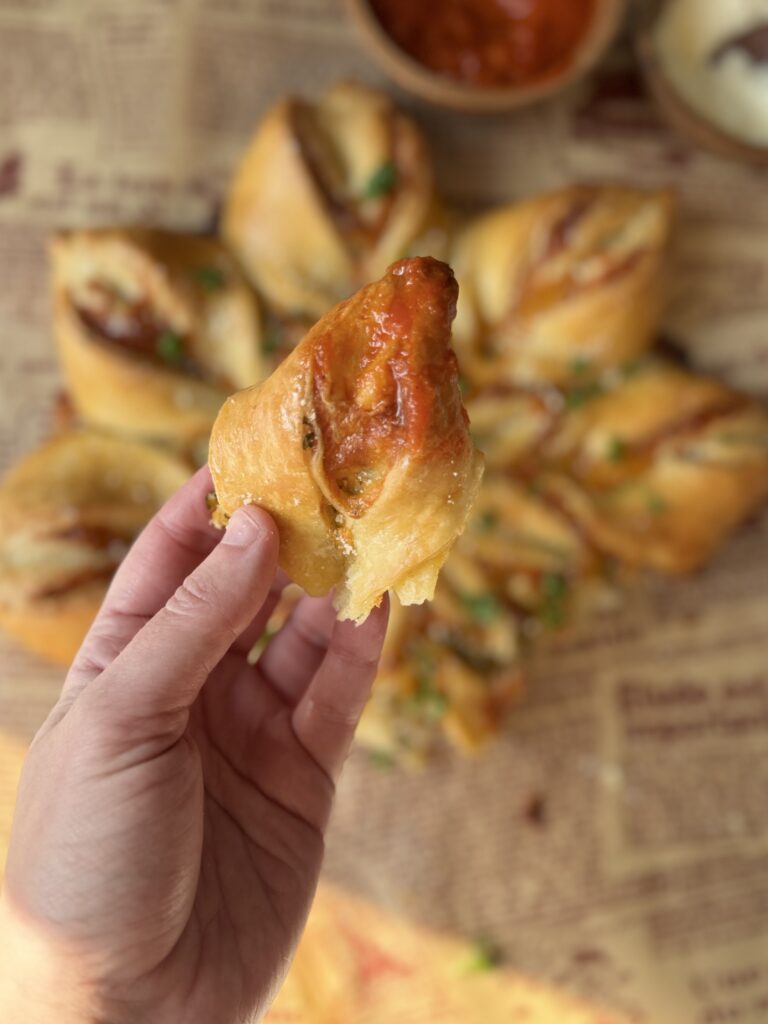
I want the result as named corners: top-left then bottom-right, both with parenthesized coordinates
top-left (309, 258), bottom-right (460, 516)
top-left (370, 0), bottom-right (596, 89)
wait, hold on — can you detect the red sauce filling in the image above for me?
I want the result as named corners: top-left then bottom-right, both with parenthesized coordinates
top-left (309, 258), bottom-right (460, 517)
top-left (370, 0), bottom-right (596, 89)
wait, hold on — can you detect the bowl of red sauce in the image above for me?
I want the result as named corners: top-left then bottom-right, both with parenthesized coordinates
top-left (347, 0), bottom-right (626, 111)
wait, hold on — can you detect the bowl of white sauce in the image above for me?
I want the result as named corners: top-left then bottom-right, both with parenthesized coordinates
top-left (639, 0), bottom-right (768, 164)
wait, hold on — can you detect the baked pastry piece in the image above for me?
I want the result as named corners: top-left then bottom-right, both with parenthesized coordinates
top-left (534, 361), bottom-right (768, 573)
top-left (223, 81), bottom-right (437, 320)
top-left (51, 229), bottom-right (264, 457)
top-left (363, 356), bottom-right (768, 759)
top-left (358, 475), bottom-right (609, 758)
top-left (0, 430), bottom-right (190, 665)
top-left (209, 257), bottom-right (484, 622)
top-left (451, 185), bottom-right (675, 389)
top-left (467, 358), bottom-right (768, 574)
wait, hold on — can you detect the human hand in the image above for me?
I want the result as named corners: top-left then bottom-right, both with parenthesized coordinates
top-left (0, 468), bottom-right (388, 1024)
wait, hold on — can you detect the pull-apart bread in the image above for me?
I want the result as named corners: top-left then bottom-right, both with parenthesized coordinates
top-left (209, 257), bottom-right (484, 622)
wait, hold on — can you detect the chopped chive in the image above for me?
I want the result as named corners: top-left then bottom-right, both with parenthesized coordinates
top-left (250, 626), bottom-right (276, 661)
top-left (647, 492), bottom-right (667, 515)
top-left (420, 689), bottom-right (448, 720)
top-left (460, 592), bottom-right (501, 625)
top-left (539, 573), bottom-right (568, 630)
top-left (156, 330), bottom-right (185, 364)
top-left (570, 355), bottom-right (592, 376)
top-left (262, 328), bottom-right (282, 355)
top-left (369, 750), bottom-right (395, 770)
top-left (462, 938), bottom-right (501, 974)
top-left (564, 381), bottom-right (603, 410)
top-left (407, 653), bottom-right (448, 720)
top-left (193, 265), bottom-right (226, 291)
top-left (717, 431), bottom-right (768, 447)
top-left (620, 357), bottom-right (647, 379)
top-left (606, 436), bottom-right (627, 462)
top-left (477, 509), bottom-right (499, 532)
top-left (362, 160), bottom-right (397, 200)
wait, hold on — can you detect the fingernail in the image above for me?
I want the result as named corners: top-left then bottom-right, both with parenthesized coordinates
top-left (221, 507), bottom-right (261, 547)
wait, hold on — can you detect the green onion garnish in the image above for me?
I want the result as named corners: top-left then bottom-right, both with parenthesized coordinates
top-left (606, 436), bottom-right (627, 462)
top-left (193, 265), bottom-right (226, 291)
top-left (156, 330), bottom-right (185, 364)
top-left (362, 161), bottom-right (397, 200)
top-left (539, 573), bottom-right (568, 629)
top-left (460, 592), bottom-right (501, 625)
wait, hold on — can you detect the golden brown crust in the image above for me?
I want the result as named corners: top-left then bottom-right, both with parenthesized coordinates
top-left (466, 359), bottom-right (768, 574)
top-left (209, 257), bottom-right (484, 622)
top-left (223, 81), bottom-right (437, 320)
top-left (0, 430), bottom-right (190, 665)
top-left (51, 228), bottom-right (264, 455)
top-left (452, 185), bottom-right (676, 389)
top-left (364, 356), bottom-right (768, 757)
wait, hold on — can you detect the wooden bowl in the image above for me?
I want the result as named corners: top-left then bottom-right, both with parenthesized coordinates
top-left (637, 0), bottom-right (768, 166)
top-left (345, 0), bottom-right (627, 113)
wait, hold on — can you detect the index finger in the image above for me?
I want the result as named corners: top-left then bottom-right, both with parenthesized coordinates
top-left (64, 467), bottom-right (219, 690)
top-left (292, 597), bottom-right (389, 781)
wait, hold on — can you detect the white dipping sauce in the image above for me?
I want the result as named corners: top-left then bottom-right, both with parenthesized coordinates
top-left (655, 0), bottom-right (768, 146)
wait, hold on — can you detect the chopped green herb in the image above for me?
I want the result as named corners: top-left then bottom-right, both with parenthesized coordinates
top-left (458, 374), bottom-right (469, 397)
top-left (418, 688), bottom-right (448, 720)
top-left (620, 357), bottom-right (648, 379)
top-left (477, 509), bottom-right (499, 532)
top-left (564, 381), bottom-right (603, 410)
top-left (460, 592), bottom-right (501, 625)
top-left (570, 355), bottom-right (592, 376)
top-left (539, 573), bottom-right (568, 630)
top-left (542, 573), bottom-right (567, 598)
top-left (262, 328), bottom-right (282, 355)
top-left (647, 492), bottom-right (667, 515)
top-left (369, 750), bottom-right (395, 770)
top-left (362, 160), bottom-right (397, 200)
top-left (156, 330), bottom-right (185, 364)
top-left (717, 431), bottom-right (768, 447)
top-left (193, 265), bottom-right (226, 291)
top-left (248, 626), bottom-right (276, 663)
top-left (407, 652), bottom-right (448, 720)
top-left (462, 938), bottom-right (501, 974)
top-left (606, 436), bottom-right (627, 462)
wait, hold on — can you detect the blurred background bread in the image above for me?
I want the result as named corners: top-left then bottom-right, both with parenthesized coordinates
top-left (223, 81), bottom-right (440, 321)
top-left (0, 430), bottom-right (190, 665)
top-left (51, 229), bottom-right (265, 460)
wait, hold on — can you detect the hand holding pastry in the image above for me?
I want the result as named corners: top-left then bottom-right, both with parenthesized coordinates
top-left (209, 257), bottom-right (483, 622)
top-left (0, 469), bottom-right (387, 1024)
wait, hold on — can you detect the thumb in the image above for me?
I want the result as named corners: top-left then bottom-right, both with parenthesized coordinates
top-left (82, 505), bottom-right (278, 734)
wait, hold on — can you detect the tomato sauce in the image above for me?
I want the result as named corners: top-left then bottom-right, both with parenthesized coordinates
top-left (370, 0), bottom-right (597, 89)
top-left (308, 258), bottom-right (459, 517)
